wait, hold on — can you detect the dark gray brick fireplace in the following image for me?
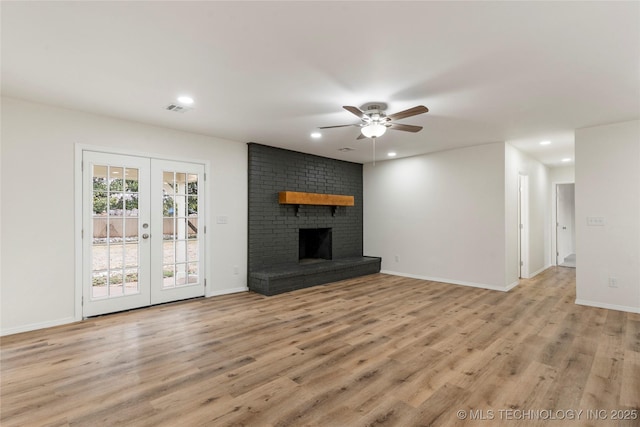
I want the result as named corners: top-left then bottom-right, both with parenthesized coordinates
top-left (248, 143), bottom-right (380, 295)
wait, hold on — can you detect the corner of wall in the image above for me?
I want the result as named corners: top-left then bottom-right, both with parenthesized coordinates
top-left (575, 119), bottom-right (640, 313)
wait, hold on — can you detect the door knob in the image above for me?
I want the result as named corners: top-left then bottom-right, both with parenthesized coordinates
top-left (142, 233), bottom-right (149, 239)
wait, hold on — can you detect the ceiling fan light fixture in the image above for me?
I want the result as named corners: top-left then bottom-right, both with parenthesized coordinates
top-left (177, 96), bottom-right (194, 105)
top-left (361, 123), bottom-right (387, 138)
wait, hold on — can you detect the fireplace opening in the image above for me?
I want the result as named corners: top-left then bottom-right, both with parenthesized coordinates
top-left (299, 228), bottom-right (332, 264)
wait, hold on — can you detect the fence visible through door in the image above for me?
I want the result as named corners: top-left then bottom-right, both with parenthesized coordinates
top-left (82, 151), bottom-right (205, 317)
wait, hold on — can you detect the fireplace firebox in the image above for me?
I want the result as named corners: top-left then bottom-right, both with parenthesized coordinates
top-left (299, 228), bottom-right (332, 263)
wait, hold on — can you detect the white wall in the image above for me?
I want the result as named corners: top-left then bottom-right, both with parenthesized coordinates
top-left (364, 142), bottom-right (509, 290)
top-left (575, 120), bottom-right (640, 313)
top-left (550, 165), bottom-right (575, 183)
top-left (504, 144), bottom-right (551, 281)
top-left (1, 97), bottom-right (248, 335)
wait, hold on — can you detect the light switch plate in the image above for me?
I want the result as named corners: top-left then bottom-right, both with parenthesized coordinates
top-left (586, 217), bottom-right (605, 226)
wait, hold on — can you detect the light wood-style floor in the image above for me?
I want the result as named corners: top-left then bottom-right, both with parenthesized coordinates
top-left (2, 268), bottom-right (639, 426)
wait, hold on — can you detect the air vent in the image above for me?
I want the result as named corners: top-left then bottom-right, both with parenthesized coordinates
top-left (338, 147), bottom-right (355, 152)
top-left (165, 104), bottom-right (192, 113)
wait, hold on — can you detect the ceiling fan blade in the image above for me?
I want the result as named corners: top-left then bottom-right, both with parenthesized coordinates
top-left (389, 123), bottom-right (423, 133)
top-left (343, 105), bottom-right (365, 119)
top-left (356, 133), bottom-right (367, 140)
top-left (318, 124), bottom-right (359, 129)
top-left (387, 105), bottom-right (429, 121)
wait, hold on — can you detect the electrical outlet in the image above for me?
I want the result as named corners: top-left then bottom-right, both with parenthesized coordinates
top-left (394, 255), bottom-right (399, 262)
top-left (608, 277), bottom-right (618, 288)
top-left (234, 265), bottom-right (239, 275)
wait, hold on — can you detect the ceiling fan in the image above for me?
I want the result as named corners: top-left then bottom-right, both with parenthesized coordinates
top-left (319, 102), bottom-right (429, 140)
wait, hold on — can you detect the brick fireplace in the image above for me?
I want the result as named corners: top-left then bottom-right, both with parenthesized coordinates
top-left (247, 143), bottom-right (380, 295)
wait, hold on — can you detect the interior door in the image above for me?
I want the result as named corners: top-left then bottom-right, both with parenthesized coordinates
top-left (83, 152), bottom-right (151, 316)
top-left (83, 152), bottom-right (205, 316)
top-left (518, 174), bottom-right (529, 278)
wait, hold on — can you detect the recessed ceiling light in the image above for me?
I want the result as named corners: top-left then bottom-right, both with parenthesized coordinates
top-left (387, 152), bottom-right (397, 157)
top-left (310, 132), bottom-right (322, 139)
top-left (540, 140), bottom-right (551, 145)
top-left (562, 158), bottom-right (572, 162)
top-left (177, 96), bottom-right (194, 105)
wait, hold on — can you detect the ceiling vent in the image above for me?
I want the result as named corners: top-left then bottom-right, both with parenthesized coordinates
top-left (165, 104), bottom-right (192, 113)
top-left (338, 147), bottom-right (355, 152)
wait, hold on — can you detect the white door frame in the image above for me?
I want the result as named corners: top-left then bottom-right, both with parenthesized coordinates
top-left (74, 144), bottom-right (210, 320)
top-left (518, 174), bottom-right (529, 279)
top-left (552, 181), bottom-right (575, 266)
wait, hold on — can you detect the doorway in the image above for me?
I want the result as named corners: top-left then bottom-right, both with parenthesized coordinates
top-left (556, 183), bottom-right (576, 268)
top-left (518, 174), bottom-right (529, 278)
top-left (82, 151), bottom-right (206, 317)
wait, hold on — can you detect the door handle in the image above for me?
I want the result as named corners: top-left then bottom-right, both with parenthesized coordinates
top-left (142, 233), bottom-right (150, 239)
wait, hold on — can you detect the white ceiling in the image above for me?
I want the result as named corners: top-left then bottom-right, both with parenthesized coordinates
top-left (2, 1), bottom-right (638, 165)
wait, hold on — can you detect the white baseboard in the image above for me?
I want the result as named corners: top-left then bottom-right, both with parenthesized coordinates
top-left (525, 264), bottom-right (552, 279)
top-left (505, 280), bottom-right (520, 291)
top-left (575, 299), bottom-right (640, 314)
top-left (206, 286), bottom-right (249, 297)
top-left (381, 270), bottom-right (514, 292)
top-left (1, 316), bottom-right (77, 337)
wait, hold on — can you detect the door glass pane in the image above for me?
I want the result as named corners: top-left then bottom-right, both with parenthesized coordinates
top-left (125, 194), bottom-right (139, 215)
top-left (175, 263), bottom-right (188, 286)
top-left (110, 244), bottom-right (124, 270)
top-left (92, 270), bottom-right (107, 298)
top-left (174, 196), bottom-right (187, 219)
top-left (125, 168), bottom-right (138, 192)
top-left (163, 172), bottom-right (174, 192)
top-left (188, 239), bottom-right (198, 262)
top-left (91, 164), bottom-right (142, 301)
top-left (93, 166), bottom-right (108, 189)
top-left (125, 242), bottom-right (138, 267)
top-left (93, 191), bottom-right (107, 216)
top-left (109, 167), bottom-right (124, 191)
top-left (176, 239), bottom-right (187, 269)
top-left (164, 217), bottom-right (175, 239)
top-left (125, 218), bottom-right (138, 240)
top-left (164, 240), bottom-right (175, 266)
top-left (163, 264), bottom-right (175, 288)
top-left (175, 173), bottom-right (187, 195)
top-left (124, 268), bottom-right (139, 295)
top-left (161, 169), bottom-right (199, 289)
top-left (109, 270), bottom-right (124, 296)
top-left (188, 196), bottom-right (198, 215)
top-left (187, 175), bottom-right (198, 194)
top-left (188, 263), bottom-right (198, 283)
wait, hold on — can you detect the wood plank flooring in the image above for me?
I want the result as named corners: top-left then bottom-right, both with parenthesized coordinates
top-left (2, 267), bottom-right (639, 426)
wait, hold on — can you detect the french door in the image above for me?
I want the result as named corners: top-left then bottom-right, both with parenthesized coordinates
top-left (82, 151), bottom-right (205, 317)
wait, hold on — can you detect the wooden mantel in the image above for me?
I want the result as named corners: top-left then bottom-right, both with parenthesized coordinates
top-left (279, 191), bottom-right (354, 207)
